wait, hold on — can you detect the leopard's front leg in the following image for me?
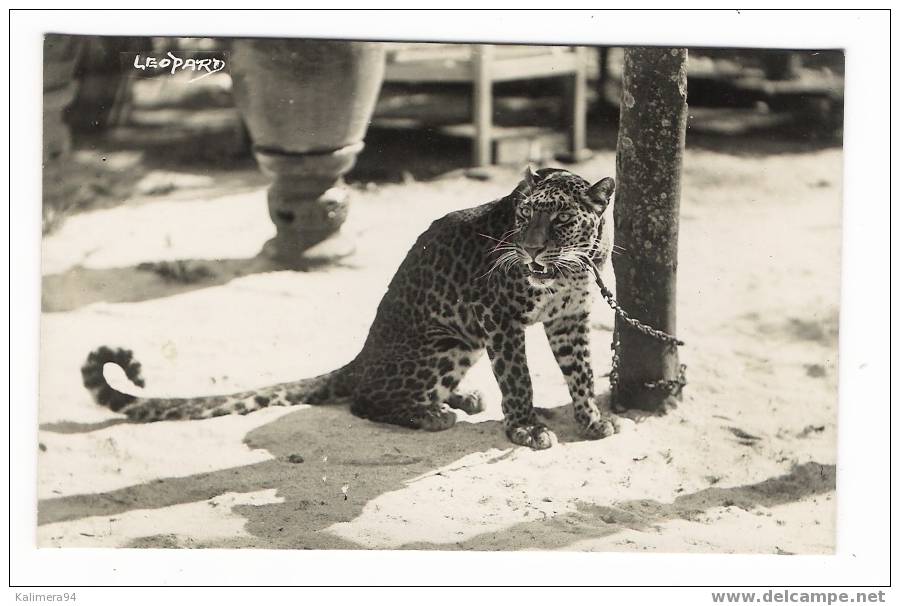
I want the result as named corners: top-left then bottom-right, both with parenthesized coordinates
top-left (544, 312), bottom-right (620, 440)
top-left (482, 314), bottom-right (555, 450)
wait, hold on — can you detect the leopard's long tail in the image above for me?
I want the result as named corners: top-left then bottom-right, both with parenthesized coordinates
top-left (81, 346), bottom-right (354, 422)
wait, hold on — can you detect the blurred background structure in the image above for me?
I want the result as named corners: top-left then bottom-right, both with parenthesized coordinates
top-left (42, 35), bottom-right (844, 246)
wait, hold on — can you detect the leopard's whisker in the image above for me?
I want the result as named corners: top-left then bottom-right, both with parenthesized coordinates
top-left (477, 232), bottom-right (509, 244)
top-left (487, 227), bottom-right (522, 251)
top-left (478, 249), bottom-right (519, 280)
top-left (479, 233), bottom-right (519, 252)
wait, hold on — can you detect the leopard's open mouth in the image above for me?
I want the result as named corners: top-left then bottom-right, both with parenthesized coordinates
top-left (525, 262), bottom-right (557, 280)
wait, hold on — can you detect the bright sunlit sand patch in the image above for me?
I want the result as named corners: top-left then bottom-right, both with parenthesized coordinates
top-left (38, 407), bottom-right (298, 499)
top-left (38, 490), bottom-right (283, 548)
top-left (561, 495), bottom-right (836, 554)
top-left (41, 189), bottom-right (272, 275)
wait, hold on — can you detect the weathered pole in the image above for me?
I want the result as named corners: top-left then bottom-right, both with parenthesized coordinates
top-left (611, 47), bottom-right (687, 412)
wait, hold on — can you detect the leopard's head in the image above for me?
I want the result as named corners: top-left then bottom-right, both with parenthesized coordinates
top-left (505, 166), bottom-right (614, 288)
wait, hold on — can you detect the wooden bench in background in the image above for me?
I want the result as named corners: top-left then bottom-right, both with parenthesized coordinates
top-left (382, 43), bottom-right (591, 167)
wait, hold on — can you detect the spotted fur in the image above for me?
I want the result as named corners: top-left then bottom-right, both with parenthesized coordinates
top-left (82, 167), bottom-right (620, 449)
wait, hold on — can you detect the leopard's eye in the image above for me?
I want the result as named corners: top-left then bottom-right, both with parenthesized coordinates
top-left (518, 205), bottom-right (533, 219)
top-left (556, 211), bottom-right (573, 223)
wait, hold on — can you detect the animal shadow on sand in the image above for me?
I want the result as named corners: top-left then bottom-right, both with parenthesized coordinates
top-left (37, 401), bottom-right (835, 551)
top-left (41, 254), bottom-right (364, 313)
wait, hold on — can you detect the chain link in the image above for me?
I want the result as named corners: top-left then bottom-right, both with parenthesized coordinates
top-left (591, 266), bottom-right (687, 400)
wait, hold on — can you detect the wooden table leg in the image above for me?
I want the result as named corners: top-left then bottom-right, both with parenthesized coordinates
top-left (559, 46), bottom-right (592, 163)
top-left (472, 44), bottom-right (493, 166)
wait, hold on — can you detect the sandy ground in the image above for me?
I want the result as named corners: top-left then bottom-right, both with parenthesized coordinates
top-left (38, 145), bottom-right (841, 552)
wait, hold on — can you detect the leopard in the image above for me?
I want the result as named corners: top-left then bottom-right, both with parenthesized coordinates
top-left (82, 166), bottom-right (621, 449)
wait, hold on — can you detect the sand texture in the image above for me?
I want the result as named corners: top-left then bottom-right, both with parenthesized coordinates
top-left (38, 147), bottom-right (841, 552)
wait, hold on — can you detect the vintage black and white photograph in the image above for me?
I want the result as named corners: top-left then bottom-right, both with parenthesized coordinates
top-left (33, 19), bottom-right (850, 558)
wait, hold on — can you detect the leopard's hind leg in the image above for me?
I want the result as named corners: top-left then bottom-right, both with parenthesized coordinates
top-left (353, 398), bottom-right (458, 431)
top-left (350, 346), bottom-right (481, 431)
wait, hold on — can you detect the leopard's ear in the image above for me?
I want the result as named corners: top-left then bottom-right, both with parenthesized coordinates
top-left (515, 165), bottom-right (541, 196)
top-left (587, 177), bottom-right (615, 213)
top-left (523, 165), bottom-right (540, 190)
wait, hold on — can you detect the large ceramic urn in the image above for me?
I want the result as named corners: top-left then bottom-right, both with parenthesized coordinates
top-left (229, 38), bottom-right (385, 266)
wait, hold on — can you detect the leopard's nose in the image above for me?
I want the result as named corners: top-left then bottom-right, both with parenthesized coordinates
top-left (523, 245), bottom-right (546, 261)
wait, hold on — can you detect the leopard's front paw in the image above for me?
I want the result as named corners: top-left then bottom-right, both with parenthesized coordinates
top-left (506, 423), bottom-right (556, 450)
top-left (578, 412), bottom-right (620, 440)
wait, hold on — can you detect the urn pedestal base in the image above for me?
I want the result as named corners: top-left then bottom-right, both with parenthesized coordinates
top-left (253, 143), bottom-right (364, 267)
top-left (229, 39), bottom-right (385, 268)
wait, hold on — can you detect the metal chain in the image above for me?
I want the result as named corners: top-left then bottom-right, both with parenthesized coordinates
top-left (594, 275), bottom-right (684, 348)
top-left (591, 267), bottom-right (687, 399)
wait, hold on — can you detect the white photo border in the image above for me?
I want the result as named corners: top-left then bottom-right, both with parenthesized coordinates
top-left (7, 7), bottom-right (892, 592)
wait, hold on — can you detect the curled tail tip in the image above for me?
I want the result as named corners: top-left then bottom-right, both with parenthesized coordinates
top-left (81, 346), bottom-right (145, 412)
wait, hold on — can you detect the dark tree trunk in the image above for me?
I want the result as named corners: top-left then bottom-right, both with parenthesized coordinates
top-left (611, 47), bottom-right (687, 412)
